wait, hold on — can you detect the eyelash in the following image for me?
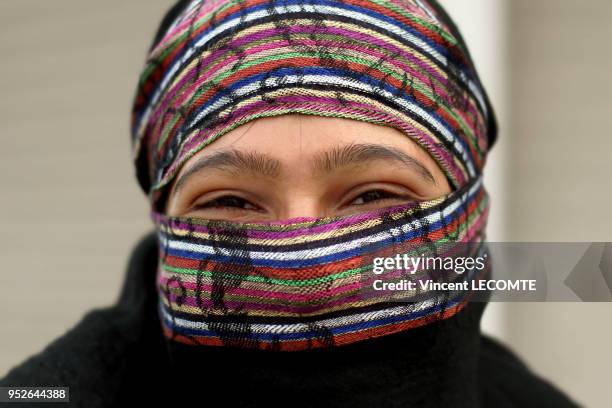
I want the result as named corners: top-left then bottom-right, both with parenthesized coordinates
top-left (192, 189), bottom-right (409, 212)
top-left (193, 196), bottom-right (258, 212)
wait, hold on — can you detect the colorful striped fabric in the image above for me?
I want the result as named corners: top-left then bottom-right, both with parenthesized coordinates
top-left (130, 0), bottom-right (497, 351)
top-left (151, 173), bottom-right (490, 350)
top-left (131, 0), bottom-right (494, 209)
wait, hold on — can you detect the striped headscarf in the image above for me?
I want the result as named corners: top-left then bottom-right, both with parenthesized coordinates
top-left (131, 0), bottom-right (497, 210)
top-left (130, 0), bottom-right (498, 350)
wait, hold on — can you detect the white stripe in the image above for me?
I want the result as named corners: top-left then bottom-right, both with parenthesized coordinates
top-left (166, 0), bottom-right (202, 35)
top-left (414, 0), bottom-right (439, 24)
top-left (160, 293), bottom-right (449, 335)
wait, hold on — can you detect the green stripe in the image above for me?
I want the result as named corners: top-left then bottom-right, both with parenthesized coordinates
top-left (162, 262), bottom-right (369, 286)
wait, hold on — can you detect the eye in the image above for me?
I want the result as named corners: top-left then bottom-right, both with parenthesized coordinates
top-left (193, 195), bottom-right (259, 211)
top-left (349, 189), bottom-right (408, 206)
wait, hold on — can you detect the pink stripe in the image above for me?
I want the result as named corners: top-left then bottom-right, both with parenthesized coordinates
top-left (160, 275), bottom-right (363, 302)
top-left (164, 291), bottom-right (367, 314)
top-left (152, 195), bottom-right (426, 239)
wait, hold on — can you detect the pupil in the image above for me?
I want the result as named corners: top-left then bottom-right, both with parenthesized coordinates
top-left (363, 190), bottom-right (384, 202)
top-left (223, 196), bottom-right (244, 207)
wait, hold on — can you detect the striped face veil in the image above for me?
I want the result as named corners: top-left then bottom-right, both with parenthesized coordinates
top-left (130, 0), bottom-right (497, 351)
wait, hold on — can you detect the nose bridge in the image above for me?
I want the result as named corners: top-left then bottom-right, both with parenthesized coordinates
top-left (277, 177), bottom-right (325, 220)
top-left (282, 198), bottom-right (323, 220)
top-left (279, 171), bottom-right (330, 220)
top-left (275, 138), bottom-right (326, 219)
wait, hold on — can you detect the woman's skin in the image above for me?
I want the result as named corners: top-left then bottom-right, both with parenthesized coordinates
top-left (164, 114), bottom-right (452, 222)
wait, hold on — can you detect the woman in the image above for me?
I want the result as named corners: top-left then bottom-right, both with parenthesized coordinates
top-left (1, 0), bottom-right (578, 406)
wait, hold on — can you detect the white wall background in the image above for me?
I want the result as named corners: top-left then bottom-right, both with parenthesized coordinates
top-left (505, 2), bottom-right (612, 407)
top-left (0, 0), bottom-right (165, 379)
top-left (1, 1), bottom-right (610, 406)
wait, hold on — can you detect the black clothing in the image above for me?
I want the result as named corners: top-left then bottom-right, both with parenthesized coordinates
top-left (1, 231), bottom-right (580, 407)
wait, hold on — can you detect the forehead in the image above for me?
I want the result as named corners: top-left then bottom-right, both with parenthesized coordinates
top-left (180, 114), bottom-right (440, 167)
top-left (164, 114), bottom-right (445, 200)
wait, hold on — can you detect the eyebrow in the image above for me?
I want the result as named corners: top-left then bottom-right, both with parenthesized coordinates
top-left (312, 143), bottom-right (436, 185)
top-left (171, 143), bottom-right (436, 195)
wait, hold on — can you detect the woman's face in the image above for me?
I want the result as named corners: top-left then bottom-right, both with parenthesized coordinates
top-left (164, 114), bottom-right (452, 222)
